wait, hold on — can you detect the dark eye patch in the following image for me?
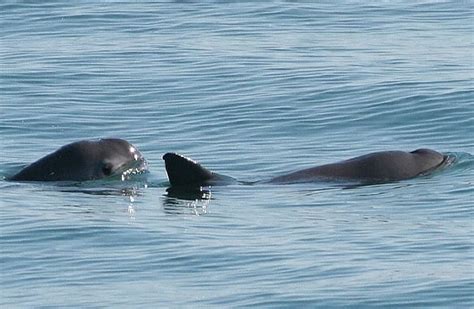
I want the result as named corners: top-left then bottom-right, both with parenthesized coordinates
top-left (102, 163), bottom-right (114, 176)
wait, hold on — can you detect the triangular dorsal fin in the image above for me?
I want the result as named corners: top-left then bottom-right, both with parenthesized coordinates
top-left (162, 153), bottom-right (214, 187)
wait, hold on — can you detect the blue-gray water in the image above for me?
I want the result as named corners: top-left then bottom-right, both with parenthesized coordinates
top-left (1, 2), bottom-right (473, 307)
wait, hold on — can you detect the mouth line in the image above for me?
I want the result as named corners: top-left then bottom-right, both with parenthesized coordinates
top-left (113, 158), bottom-right (148, 180)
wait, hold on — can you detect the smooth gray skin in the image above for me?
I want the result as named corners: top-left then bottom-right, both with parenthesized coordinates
top-left (163, 149), bottom-right (446, 187)
top-left (269, 149), bottom-right (446, 184)
top-left (10, 138), bottom-right (147, 182)
top-left (163, 152), bottom-right (235, 187)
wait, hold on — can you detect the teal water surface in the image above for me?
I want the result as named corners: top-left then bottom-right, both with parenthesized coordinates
top-left (1, 2), bottom-right (473, 307)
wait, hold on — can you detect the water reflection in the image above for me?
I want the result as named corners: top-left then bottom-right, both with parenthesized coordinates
top-left (60, 186), bottom-right (144, 197)
top-left (162, 186), bottom-right (212, 216)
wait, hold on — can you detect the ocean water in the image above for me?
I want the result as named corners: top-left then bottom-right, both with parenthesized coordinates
top-left (1, 1), bottom-right (473, 307)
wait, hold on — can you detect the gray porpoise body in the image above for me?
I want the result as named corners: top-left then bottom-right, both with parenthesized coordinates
top-left (10, 138), bottom-right (147, 181)
top-left (269, 149), bottom-right (446, 184)
top-left (163, 149), bottom-right (446, 187)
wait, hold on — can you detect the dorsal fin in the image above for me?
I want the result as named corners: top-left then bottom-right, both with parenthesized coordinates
top-left (163, 153), bottom-right (214, 187)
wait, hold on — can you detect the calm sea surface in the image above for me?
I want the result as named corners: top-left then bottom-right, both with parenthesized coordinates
top-left (1, 2), bottom-right (473, 307)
